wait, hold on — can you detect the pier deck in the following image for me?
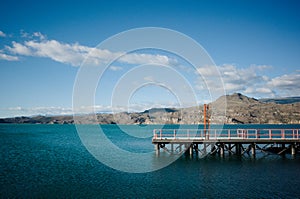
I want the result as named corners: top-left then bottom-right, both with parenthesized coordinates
top-left (152, 128), bottom-right (300, 157)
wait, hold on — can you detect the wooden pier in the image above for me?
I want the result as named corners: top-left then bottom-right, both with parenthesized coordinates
top-left (152, 128), bottom-right (300, 157)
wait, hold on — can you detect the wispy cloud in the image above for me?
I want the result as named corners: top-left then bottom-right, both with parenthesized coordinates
top-left (0, 52), bottom-right (19, 61)
top-left (267, 72), bottom-right (300, 97)
top-left (119, 53), bottom-right (170, 65)
top-left (1, 31), bottom-right (299, 100)
top-left (109, 66), bottom-right (123, 71)
top-left (3, 106), bottom-right (74, 118)
top-left (33, 32), bottom-right (46, 40)
top-left (195, 64), bottom-right (300, 98)
top-left (3, 103), bottom-right (167, 118)
top-left (0, 30), bottom-right (6, 37)
top-left (6, 38), bottom-right (90, 66)
top-left (6, 41), bottom-right (32, 56)
top-left (1, 31), bottom-right (176, 67)
top-left (219, 64), bottom-right (273, 95)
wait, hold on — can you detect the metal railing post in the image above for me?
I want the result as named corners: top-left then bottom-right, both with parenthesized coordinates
top-left (228, 129), bottom-right (230, 140)
top-left (292, 129), bottom-right (294, 139)
top-left (281, 129), bottom-right (285, 139)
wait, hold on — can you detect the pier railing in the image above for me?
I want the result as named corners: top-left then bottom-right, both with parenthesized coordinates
top-left (153, 129), bottom-right (300, 140)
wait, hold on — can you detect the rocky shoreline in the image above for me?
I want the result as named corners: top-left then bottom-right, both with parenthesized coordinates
top-left (1, 93), bottom-right (300, 124)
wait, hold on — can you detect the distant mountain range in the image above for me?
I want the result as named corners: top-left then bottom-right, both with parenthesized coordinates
top-left (1, 93), bottom-right (300, 124)
top-left (259, 96), bottom-right (300, 104)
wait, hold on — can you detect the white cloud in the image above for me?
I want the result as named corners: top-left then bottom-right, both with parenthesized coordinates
top-left (20, 30), bottom-right (29, 38)
top-left (1, 30), bottom-right (298, 99)
top-left (0, 31), bottom-right (6, 37)
top-left (244, 87), bottom-right (274, 96)
top-left (195, 64), bottom-right (277, 98)
top-left (143, 76), bottom-right (155, 81)
top-left (256, 87), bottom-right (274, 94)
top-left (4, 104), bottom-right (165, 117)
top-left (74, 105), bottom-right (126, 114)
top-left (267, 72), bottom-right (300, 97)
top-left (109, 66), bottom-right (123, 71)
top-left (219, 64), bottom-right (276, 96)
top-left (3, 106), bottom-right (74, 117)
top-left (196, 65), bottom-right (220, 76)
top-left (20, 30), bottom-right (46, 40)
top-left (201, 64), bottom-right (299, 98)
top-left (3, 35), bottom-right (176, 67)
top-left (120, 53), bottom-right (171, 65)
top-left (3, 102), bottom-right (182, 117)
top-left (0, 52), bottom-right (19, 61)
top-left (7, 41), bottom-right (32, 55)
top-left (248, 64), bottom-right (272, 71)
top-left (224, 82), bottom-right (244, 91)
top-left (33, 32), bottom-right (46, 40)
top-left (269, 73), bottom-right (300, 88)
top-left (8, 106), bottom-right (22, 111)
top-left (24, 40), bottom-right (87, 66)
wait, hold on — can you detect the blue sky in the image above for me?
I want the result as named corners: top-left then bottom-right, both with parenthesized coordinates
top-left (0, 0), bottom-right (300, 117)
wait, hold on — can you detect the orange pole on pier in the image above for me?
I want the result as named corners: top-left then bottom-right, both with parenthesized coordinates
top-left (203, 104), bottom-right (209, 139)
top-left (207, 105), bottom-right (210, 130)
top-left (204, 104), bottom-right (207, 133)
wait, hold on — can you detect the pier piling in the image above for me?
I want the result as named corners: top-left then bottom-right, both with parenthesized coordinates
top-left (291, 144), bottom-right (296, 156)
top-left (189, 146), bottom-right (193, 157)
top-left (220, 143), bottom-right (225, 157)
top-left (155, 144), bottom-right (160, 156)
top-left (251, 143), bottom-right (256, 157)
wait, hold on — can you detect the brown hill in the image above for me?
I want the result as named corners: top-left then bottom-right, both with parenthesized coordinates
top-left (1, 93), bottom-right (299, 124)
top-left (211, 93), bottom-right (300, 124)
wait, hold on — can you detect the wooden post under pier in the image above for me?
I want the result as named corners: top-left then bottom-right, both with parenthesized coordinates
top-left (155, 144), bottom-right (160, 156)
top-left (251, 143), bottom-right (256, 157)
top-left (291, 144), bottom-right (296, 156)
top-left (219, 143), bottom-right (225, 157)
top-left (211, 145), bottom-right (216, 155)
top-left (236, 144), bottom-right (241, 156)
top-left (189, 146), bottom-right (193, 157)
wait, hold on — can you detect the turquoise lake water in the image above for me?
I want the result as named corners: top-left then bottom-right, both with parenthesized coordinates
top-left (1, 124), bottom-right (300, 198)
